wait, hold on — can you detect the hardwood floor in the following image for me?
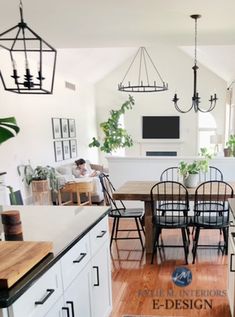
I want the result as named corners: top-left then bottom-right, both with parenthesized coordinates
top-left (109, 219), bottom-right (231, 317)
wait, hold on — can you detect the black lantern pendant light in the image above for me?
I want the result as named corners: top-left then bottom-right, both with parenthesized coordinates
top-left (0, 0), bottom-right (57, 94)
top-left (118, 47), bottom-right (168, 93)
top-left (173, 15), bottom-right (218, 113)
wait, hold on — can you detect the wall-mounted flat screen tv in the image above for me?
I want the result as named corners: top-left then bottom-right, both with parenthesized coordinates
top-left (142, 116), bottom-right (180, 139)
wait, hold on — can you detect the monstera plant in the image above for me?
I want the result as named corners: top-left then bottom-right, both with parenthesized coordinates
top-left (0, 117), bottom-right (20, 144)
top-left (89, 95), bottom-right (135, 153)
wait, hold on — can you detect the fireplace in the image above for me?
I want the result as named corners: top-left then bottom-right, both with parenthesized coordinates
top-left (146, 151), bottom-right (177, 156)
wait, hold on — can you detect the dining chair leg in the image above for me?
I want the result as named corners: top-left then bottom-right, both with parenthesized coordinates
top-left (139, 217), bottom-right (145, 235)
top-left (151, 227), bottom-right (161, 264)
top-left (110, 217), bottom-right (117, 249)
top-left (192, 227), bottom-right (200, 264)
top-left (181, 228), bottom-right (189, 265)
top-left (115, 218), bottom-right (120, 240)
top-left (222, 227), bottom-right (229, 255)
top-left (135, 218), bottom-right (144, 250)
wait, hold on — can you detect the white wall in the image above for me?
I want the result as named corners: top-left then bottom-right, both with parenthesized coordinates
top-left (0, 52), bottom-right (99, 201)
top-left (95, 44), bottom-right (227, 165)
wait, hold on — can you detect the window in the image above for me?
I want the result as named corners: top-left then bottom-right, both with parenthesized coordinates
top-left (198, 112), bottom-right (217, 153)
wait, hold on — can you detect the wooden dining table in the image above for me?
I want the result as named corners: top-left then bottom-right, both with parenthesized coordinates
top-left (113, 180), bottom-right (235, 253)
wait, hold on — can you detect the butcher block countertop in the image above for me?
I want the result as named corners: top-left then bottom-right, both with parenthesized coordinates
top-left (0, 205), bottom-right (109, 308)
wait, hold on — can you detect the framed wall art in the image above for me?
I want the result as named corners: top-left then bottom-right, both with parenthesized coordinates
top-left (63, 140), bottom-right (71, 160)
top-left (54, 141), bottom-right (63, 162)
top-left (70, 139), bottom-right (77, 158)
top-left (68, 119), bottom-right (76, 138)
top-left (61, 118), bottom-right (69, 138)
top-left (52, 118), bottom-right (62, 139)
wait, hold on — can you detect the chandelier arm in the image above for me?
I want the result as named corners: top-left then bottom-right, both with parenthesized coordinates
top-left (142, 49), bottom-right (150, 86)
top-left (197, 101), bottom-right (216, 113)
top-left (10, 28), bottom-right (21, 51)
top-left (138, 47), bottom-right (143, 86)
top-left (143, 47), bottom-right (165, 84)
top-left (119, 47), bottom-right (141, 85)
top-left (173, 100), bottom-right (194, 113)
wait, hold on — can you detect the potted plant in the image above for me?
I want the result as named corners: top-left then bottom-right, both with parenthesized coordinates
top-left (225, 134), bottom-right (235, 157)
top-left (89, 95), bottom-right (135, 153)
top-left (179, 148), bottom-right (213, 188)
top-left (17, 164), bottom-right (59, 205)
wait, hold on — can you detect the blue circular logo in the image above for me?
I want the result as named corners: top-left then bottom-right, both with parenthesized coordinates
top-left (172, 267), bottom-right (192, 287)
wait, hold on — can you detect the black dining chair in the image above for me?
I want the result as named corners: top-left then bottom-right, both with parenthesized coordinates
top-left (150, 181), bottom-right (190, 264)
top-left (192, 180), bottom-right (234, 264)
top-left (99, 173), bottom-right (145, 250)
top-left (160, 167), bottom-right (181, 181)
top-left (199, 166), bottom-right (223, 182)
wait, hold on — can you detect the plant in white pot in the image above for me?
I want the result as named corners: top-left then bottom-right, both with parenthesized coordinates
top-left (179, 148), bottom-right (213, 188)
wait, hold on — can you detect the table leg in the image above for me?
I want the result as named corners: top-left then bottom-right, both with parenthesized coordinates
top-left (144, 200), bottom-right (154, 253)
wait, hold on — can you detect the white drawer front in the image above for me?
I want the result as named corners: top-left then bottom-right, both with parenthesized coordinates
top-left (60, 234), bottom-right (90, 290)
top-left (11, 261), bottom-right (62, 317)
top-left (90, 216), bottom-right (109, 256)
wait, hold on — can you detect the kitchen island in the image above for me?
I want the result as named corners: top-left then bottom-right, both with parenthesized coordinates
top-left (0, 205), bottom-right (111, 317)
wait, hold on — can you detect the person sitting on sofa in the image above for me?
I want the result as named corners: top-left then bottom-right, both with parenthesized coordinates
top-left (73, 158), bottom-right (100, 178)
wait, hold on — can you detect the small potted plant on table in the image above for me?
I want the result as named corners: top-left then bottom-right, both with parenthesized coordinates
top-left (179, 148), bottom-right (212, 188)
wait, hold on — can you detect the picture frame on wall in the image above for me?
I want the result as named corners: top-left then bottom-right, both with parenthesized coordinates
top-left (68, 119), bottom-right (76, 138)
top-left (61, 118), bottom-right (69, 138)
top-left (70, 139), bottom-right (77, 158)
top-left (54, 141), bottom-right (63, 162)
top-left (63, 140), bottom-right (71, 160)
top-left (52, 118), bottom-right (62, 139)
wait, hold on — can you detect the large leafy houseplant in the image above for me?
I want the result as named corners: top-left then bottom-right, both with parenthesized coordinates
top-left (89, 95), bottom-right (135, 153)
top-left (0, 117), bottom-right (20, 144)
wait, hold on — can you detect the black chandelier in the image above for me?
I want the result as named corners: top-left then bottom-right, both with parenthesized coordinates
top-left (0, 0), bottom-right (57, 94)
top-left (118, 47), bottom-right (168, 93)
top-left (173, 15), bottom-right (218, 113)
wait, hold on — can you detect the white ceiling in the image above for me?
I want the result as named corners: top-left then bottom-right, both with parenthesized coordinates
top-left (1, 0), bottom-right (235, 83)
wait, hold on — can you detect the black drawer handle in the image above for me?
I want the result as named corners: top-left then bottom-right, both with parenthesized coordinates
top-left (230, 253), bottom-right (235, 272)
top-left (73, 252), bottom-right (87, 263)
top-left (62, 306), bottom-right (70, 317)
top-left (35, 289), bottom-right (55, 305)
top-left (66, 301), bottom-right (75, 317)
top-left (93, 266), bottom-right (100, 286)
top-left (96, 230), bottom-right (106, 238)
top-left (230, 220), bottom-right (235, 227)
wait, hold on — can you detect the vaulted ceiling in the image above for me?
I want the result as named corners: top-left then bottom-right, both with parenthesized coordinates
top-left (1, 0), bottom-right (235, 83)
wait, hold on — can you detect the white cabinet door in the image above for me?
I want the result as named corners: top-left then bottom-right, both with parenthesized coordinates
top-left (63, 264), bottom-right (92, 317)
top-left (44, 297), bottom-right (64, 317)
top-left (91, 240), bottom-right (112, 317)
top-left (228, 232), bottom-right (235, 317)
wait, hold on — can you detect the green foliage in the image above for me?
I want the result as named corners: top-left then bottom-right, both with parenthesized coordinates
top-left (17, 164), bottom-right (59, 192)
top-left (179, 148), bottom-right (213, 178)
top-left (226, 134), bottom-right (235, 156)
top-left (0, 117), bottom-right (20, 144)
top-left (89, 95), bottom-right (135, 153)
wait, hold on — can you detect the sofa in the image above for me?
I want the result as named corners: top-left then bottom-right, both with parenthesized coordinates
top-left (55, 161), bottom-right (108, 204)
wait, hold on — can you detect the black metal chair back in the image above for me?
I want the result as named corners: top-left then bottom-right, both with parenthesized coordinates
top-left (160, 167), bottom-right (181, 181)
top-left (192, 180), bottom-right (234, 263)
top-left (150, 181), bottom-right (190, 264)
top-left (99, 173), bottom-right (125, 215)
top-left (199, 166), bottom-right (223, 183)
top-left (194, 180), bottom-right (233, 228)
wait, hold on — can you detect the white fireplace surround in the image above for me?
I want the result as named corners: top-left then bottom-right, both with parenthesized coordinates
top-left (134, 139), bottom-right (184, 156)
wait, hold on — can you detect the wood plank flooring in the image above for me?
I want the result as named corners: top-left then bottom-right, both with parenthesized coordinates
top-left (109, 219), bottom-right (231, 317)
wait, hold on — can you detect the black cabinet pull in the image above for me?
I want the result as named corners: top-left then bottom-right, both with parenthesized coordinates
top-left (93, 266), bottom-right (100, 286)
top-left (66, 301), bottom-right (75, 317)
top-left (96, 230), bottom-right (106, 238)
top-left (73, 252), bottom-right (86, 263)
top-left (35, 289), bottom-right (55, 305)
top-left (62, 306), bottom-right (70, 317)
top-left (230, 253), bottom-right (235, 272)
